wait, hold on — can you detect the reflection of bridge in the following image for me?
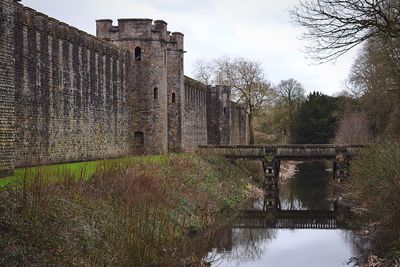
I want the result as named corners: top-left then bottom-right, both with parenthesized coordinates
top-left (232, 209), bottom-right (339, 230)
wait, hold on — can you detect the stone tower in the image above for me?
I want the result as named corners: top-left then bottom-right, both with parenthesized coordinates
top-left (207, 85), bottom-right (232, 145)
top-left (96, 18), bottom-right (169, 154)
top-left (167, 32), bottom-right (184, 152)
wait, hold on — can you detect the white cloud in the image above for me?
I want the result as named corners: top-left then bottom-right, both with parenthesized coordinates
top-left (22, 0), bottom-right (359, 96)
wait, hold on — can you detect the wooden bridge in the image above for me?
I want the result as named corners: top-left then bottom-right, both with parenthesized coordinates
top-left (199, 144), bottom-right (364, 209)
top-left (198, 144), bottom-right (363, 181)
top-left (232, 209), bottom-right (340, 229)
top-left (198, 144), bottom-right (363, 161)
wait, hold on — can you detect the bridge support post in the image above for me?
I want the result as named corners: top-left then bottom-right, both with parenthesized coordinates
top-left (262, 159), bottom-right (280, 210)
top-left (332, 161), bottom-right (337, 180)
top-left (334, 148), bottom-right (350, 181)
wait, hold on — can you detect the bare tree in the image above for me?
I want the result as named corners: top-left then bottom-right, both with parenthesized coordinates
top-left (290, 0), bottom-right (400, 62)
top-left (333, 113), bottom-right (372, 144)
top-left (193, 58), bottom-right (215, 85)
top-left (274, 79), bottom-right (305, 122)
top-left (348, 37), bottom-right (400, 136)
top-left (193, 57), bottom-right (273, 144)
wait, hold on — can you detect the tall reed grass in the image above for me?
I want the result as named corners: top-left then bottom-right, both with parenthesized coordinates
top-left (0, 154), bottom-right (254, 266)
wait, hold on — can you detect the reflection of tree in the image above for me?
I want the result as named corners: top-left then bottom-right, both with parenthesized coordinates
top-left (341, 230), bottom-right (370, 265)
top-left (209, 228), bottom-right (277, 266)
top-left (280, 162), bottom-right (332, 210)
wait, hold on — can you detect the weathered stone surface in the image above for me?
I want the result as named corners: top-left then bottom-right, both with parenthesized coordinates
top-left (207, 85), bottom-right (248, 145)
top-left (0, 1), bottom-right (249, 176)
top-left (182, 77), bottom-right (208, 151)
top-left (12, 3), bottom-right (131, 167)
top-left (167, 32), bottom-right (184, 153)
top-left (0, 0), bottom-right (16, 177)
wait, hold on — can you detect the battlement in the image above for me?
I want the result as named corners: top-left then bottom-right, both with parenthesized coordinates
top-left (168, 32), bottom-right (184, 50)
top-left (15, 3), bottom-right (128, 57)
top-left (209, 85), bottom-right (232, 95)
top-left (96, 18), bottom-right (184, 49)
top-left (184, 76), bottom-right (208, 92)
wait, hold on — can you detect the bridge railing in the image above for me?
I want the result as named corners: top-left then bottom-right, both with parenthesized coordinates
top-left (198, 144), bottom-right (364, 160)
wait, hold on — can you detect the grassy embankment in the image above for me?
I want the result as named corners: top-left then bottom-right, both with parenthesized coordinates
top-left (0, 153), bottom-right (258, 266)
top-left (348, 140), bottom-right (400, 266)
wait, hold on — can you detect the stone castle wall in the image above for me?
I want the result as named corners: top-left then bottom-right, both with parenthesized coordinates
top-left (0, 0), bottom-right (16, 176)
top-left (13, 3), bottom-right (131, 167)
top-left (0, 0), bottom-right (249, 176)
top-left (182, 77), bottom-right (208, 151)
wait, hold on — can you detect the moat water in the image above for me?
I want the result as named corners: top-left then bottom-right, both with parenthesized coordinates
top-left (200, 162), bottom-right (366, 267)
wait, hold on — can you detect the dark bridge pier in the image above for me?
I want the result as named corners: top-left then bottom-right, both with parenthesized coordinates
top-left (262, 159), bottom-right (280, 210)
top-left (198, 144), bottom-right (363, 206)
top-left (334, 147), bottom-right (350, 181)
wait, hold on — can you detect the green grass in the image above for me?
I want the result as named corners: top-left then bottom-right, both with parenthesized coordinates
top-left (0, 154), bottom-right (168, 188)
top-left (0, 153), bottom-right (256, 266)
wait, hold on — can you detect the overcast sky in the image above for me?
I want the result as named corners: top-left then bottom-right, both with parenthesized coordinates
top-left (23, 0), bottom-right (360, 95)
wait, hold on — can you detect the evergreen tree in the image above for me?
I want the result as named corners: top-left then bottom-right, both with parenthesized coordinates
top-left (291, 92), bottom-right (338, 144)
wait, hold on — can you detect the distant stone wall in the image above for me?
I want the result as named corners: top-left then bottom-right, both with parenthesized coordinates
top-left (182, 77), bottom-right (208, 150)
top-left (13, 3), bottom-right (131, 167)
top-left (0, 0), bottom-right (16, 176)
top-left (207, 85), bottom-right (249, 146)
top-left (231, 102), bottom-right (249, 145)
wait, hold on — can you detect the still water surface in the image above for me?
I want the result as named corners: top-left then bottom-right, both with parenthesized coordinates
top-left (205, 162), bottom-right (361, 267)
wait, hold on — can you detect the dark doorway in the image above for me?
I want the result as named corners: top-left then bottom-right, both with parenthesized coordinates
top-left (134, 131), bottom-right (144, 153)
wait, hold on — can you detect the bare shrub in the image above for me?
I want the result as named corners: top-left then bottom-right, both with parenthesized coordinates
top-left (333, 112), bottom-right (372, 144)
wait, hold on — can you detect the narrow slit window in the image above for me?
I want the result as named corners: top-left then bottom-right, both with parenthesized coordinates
top-left (135, 47), bottom-right (142, 61)
top-left (154, 87), bottom-right (158, 99)
top-left (172, 92), bottom-right (176, 103)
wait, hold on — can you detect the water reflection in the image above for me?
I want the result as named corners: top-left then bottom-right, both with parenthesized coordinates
top-left (280, 161), bottom-right (333, 210)
top-left (203, 162), bottom-right (365, 267)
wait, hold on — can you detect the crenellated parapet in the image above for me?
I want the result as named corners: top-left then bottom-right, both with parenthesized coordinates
top-left (167, 32), bottom-right (184, 51)
top-left (16, 5), bottom-right (129, 59)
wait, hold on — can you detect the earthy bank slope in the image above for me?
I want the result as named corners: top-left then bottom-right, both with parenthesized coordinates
top-left (0, 154), bottom-right (257, 266)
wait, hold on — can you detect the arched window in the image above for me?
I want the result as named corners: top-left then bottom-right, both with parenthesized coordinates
top-left (223, 107), bottom-right (227, 115)
top-left (135, 47), bottom-right (141, 61)
top-left (154, 87), bottom-right (158, 99)
top-left (172, 92), bottom-right (176, 103)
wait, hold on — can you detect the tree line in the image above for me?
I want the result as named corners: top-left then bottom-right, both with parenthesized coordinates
top-left (193, 0), bottom-right (400, 263)
top-left (193, 56), bottom-right (346, 145)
